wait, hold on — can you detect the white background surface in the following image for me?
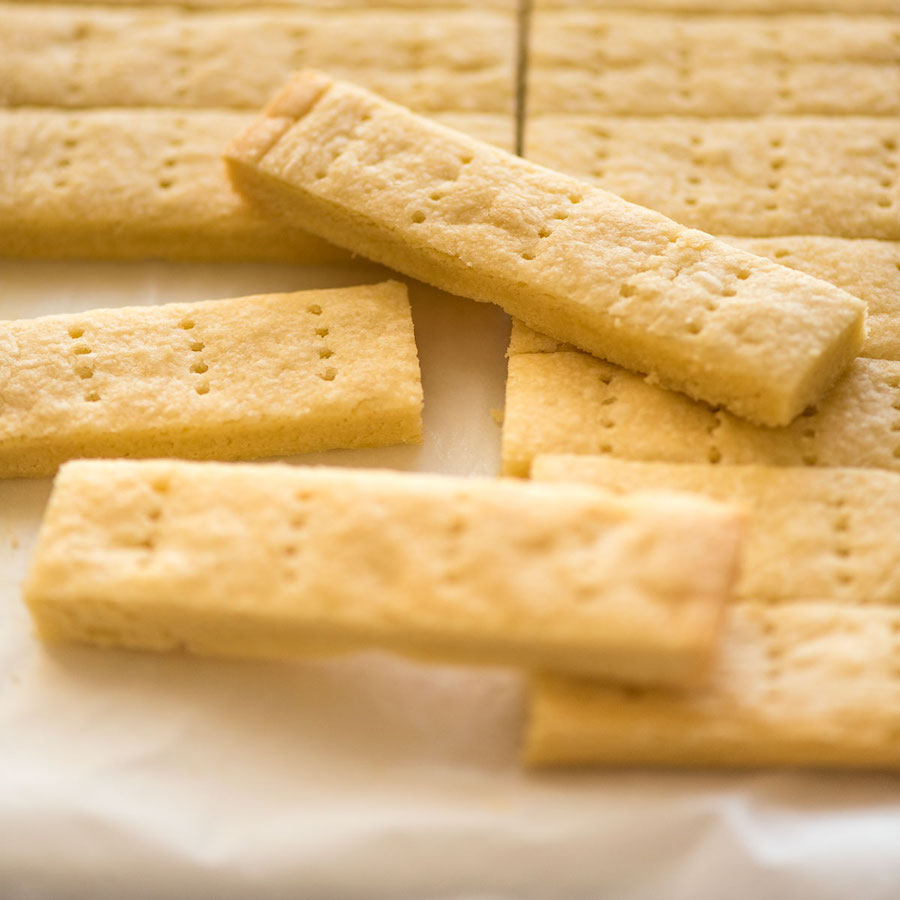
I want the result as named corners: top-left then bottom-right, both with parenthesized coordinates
top-left (1, 261), bottom-right (899, 899)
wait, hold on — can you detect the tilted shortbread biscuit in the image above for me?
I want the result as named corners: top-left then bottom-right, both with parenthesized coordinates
top-left (24, 460), bottom-right (743, 687)
top-left (0, 282), bottom-right (422, 477)
top-left (226, 70), bottom-right (865, 427)
top-left (529, 12), bottom-right (900, 117)
top-left (502, 327), bottom-right (900, 477)
top-left (532, 457), bottom-right (900, 606)
top-left (0, 6), bottom-right (514, 113)
top-left (525, 602), bottom-right (900, 769)
top-left (525, 115), bottom-right (900, 239)
top-left (0, 108), bottom-right (510, 261)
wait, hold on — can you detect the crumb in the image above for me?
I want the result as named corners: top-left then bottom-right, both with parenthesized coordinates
top-left (490, 408), bottom-right (504, 425)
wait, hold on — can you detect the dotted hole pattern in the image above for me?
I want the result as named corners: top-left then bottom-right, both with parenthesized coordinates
top-left (68, 324), bottom-right (99, 402)
top-left (308, 304), bottom-right (336, 381)
top-left (179, 316), bottom-right (209, 395)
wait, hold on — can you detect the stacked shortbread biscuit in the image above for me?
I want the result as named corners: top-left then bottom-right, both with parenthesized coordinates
top-left (8, 0), bottom-right (900, 772)
top-left (506, 0), bottom-right (900, 766)
top-left (0, 0), bottom-right (517, 260)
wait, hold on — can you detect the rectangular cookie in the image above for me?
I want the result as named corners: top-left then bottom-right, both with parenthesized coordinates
top-left (529, 12), bottom-right (900, 117)
top-left (0, 108), bottom-right (510, 262)
top-left (532, 457), bottom-right (900, 607)
top-left (24, 459), bottom-right (743, 687)
top-left (502, 332), bottom-right (900, 477)
top-left (0, 6), bottom-right (515, 113)
top-left (534, 0), bottom-right (900, 10)
top-left (226, 70), bottom-right (865, 427)
top-left (525, 115), bottom-right (900, 239)
top-left (0, 282), bottom-right (423, 477)
top-left (5, 0), bottom-right (516, 7)
top-left (525, 601), bottom-right (900, 769)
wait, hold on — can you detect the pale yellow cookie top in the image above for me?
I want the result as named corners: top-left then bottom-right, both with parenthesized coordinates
top-left (0, 282), bottom-right (422, 448)
top-left (25, 459), bottom-right (743, 684)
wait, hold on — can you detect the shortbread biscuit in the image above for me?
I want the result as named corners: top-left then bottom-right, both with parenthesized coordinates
top-left (0, 109), bottom-right (337, 262)
top-left (529, 13), bottom-right (900, 117)
top-left (0, 6), bottom-right (514, 113)
top-left (0, 108), bottom-right (510, 261)
top-left (525, 116), bottom-right (900, 239)
top-left (525, 602), bottom-right (900, 769)
top-left (510, 239), bottom-right (900, 361)
top-left (6, 0), bottom-right (515, 7)
top-left (24, 460), bottom-right (743, 687)
top-left (227, 71), bottom-right (865, 427)
top-left (0, 283), bottom-right (423, 478)
top-left (535, 0), bottom-right (899, 10)
top-left (502, 339), bottom-right (900, 476)
top-left (533, 457), bottom-right (900, 606)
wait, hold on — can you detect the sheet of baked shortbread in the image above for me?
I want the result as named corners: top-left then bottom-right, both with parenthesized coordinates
top-left (525, 116), bottom-right (900, 239)
top-left (528, 12), bottom-right (900, 117)
top-left (0, 108), bottom-right (511, 261)
top-left (502, 334), bottom-right (900, 477)
top-left (227, 70), bottom-right (865, 427)
top-left (509, 239), bottom-right (900, 361)
top-left (24, 459), bottom-right (743, 688)
top-left (0, 6), bottom-right (515, 113)
top-left (0, 283), bottom-right (423, 477)
top-left (525, 601), bottom-right (900, 769)
top-left (532, 457), bottom-right (900, 607)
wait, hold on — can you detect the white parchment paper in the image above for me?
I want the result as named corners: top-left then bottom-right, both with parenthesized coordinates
top-left (1, 260), bottom-right (899, 899)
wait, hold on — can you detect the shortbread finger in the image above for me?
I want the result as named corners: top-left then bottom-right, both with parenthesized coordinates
top-left (24, 460), bottom-right (743, 687)
top-left (502, 335), bottom-right (900, 477)
top-left (5, 0), bottom-right (515, 7)
top-left (533, 457), bottom-right (900, 606)
top-left (0, 108), bottom-right (509, 262)
top-left (529, 12), bottom-right (900, 117)
top-left (535, 0), bottom-right (899, 12)
top-left (525, 602), bottom-right (900, 769)
top-left (525, 115), bottom-right (900, 239)
top-left (227, 70), bottom-right (865, 427)
top-left (0, 283), bottom-right (422, 478)
top-left (0, 6), bottom-right (514, 113)
top-left (0, 109), bottom-right (337, 262)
